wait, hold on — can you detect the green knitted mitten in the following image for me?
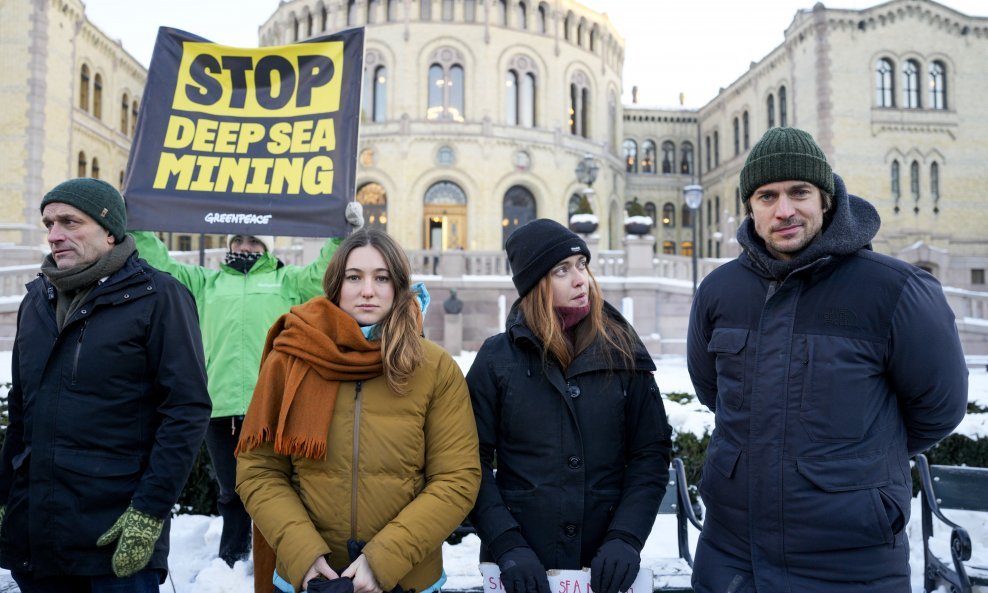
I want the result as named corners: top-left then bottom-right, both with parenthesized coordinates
top-left (96, 505), bottom-right (164, 577)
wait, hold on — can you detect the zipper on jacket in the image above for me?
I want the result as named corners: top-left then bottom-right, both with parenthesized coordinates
top-left (350, 381), bottom-right (363, 541)
top-left (71, 320), bottom-right (88, 385)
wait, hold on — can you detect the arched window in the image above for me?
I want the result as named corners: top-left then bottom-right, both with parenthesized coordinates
top-left (537, 3), bottom-right (548, 34)
top-left (681, 203), bottom-right (693, 228)
top-left (119, 170), bottom-right (124, 188)
top-left (307, 10), bottom-right (314, 34)
top-left (357, 182), bottom-right (388, 230)
top-left (641, 140), bottom-right (656, 174)
top-left (424, 180), bottom-right (467, 204)
top-left (121, 93), bottom-right (129, 133)
top-left (505, 56), bottom-right (537, 127)
top-left (662, 241), bottom-right (676, 255)
top-left (427, 49), bottom-right (466, 122)
top-left (903, 59), bottom-right (921, 108)
top-left (662, 202), bottom-right (676, 228)
top-left (608, 92), bottom-right (617, 151)
top-left (80, 65), bottom-right (90, 111)
top-left (292, 15), bottom-right (300, 41)
top-left (644, 202), bottom-right (657, 229)
top-left (876, 58), bottom-right (895, 107)
top-left (742, 111), bottom-right (750, 150)
top-left (577, 18), bottom-right (586, 48)
top-left (713, 131), bottom-right (720, 168)
top-left (929, 61), bottom-right (947, 110)
top-left (733, 117), bottom-right (740, 155)
top-left (590, 25), bottom-right (598, 52)
top-left (497, 0), bottom-right (507, 25)
top-left (322, 4), bottom-right (330, 29)
top-left (623, 139), bottom-right (638, 173)
top-left (568, 72), bottom-right (591, 138)
top-left (78, 151), bottom-right (87, 178)
top-left (705, 136), bottom-right (711, 172)
top-left (564, 11), bottom-right (573, 42)
top-left (503, 185), bottom-right (537, 244)
top-left (93, 73), bottom-right (103, 119)
top-left (91, 157), bottom-right (100, 179)
top-left (767, 93), bottom-right (775, 128)
top-left (779, 85), bottom-right (788, 126)
top-left (363, 63), bottom-right (388, 122)
top-left (891, 160), bottom-right (901, 213)
top-left (661, 141), bottom-right (675, 174)
top-left (348, 0), bottom-right (358, 25)
top-left (516, 1), bottom-right (527, 29)
top-left (680, 141), bottom-right (694, 175)
top-left (420, 0), bottom-right (431, 21)
top-left (910, 160), bottom-right (920, 212)
top-left (131, 101), bottom-right (139, 135)
top-left (930, 162), bottom-right (940, 212)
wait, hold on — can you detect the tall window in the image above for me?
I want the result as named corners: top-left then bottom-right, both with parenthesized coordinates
top-left (307, 10), bottom-right (315, 34)
top-left (503, 186), bottom-right (537, 244)
top-left (505, 56), bottom-right (537, 127)
top-left (930, 162), bottom-right (940, 212)
top-left (680, 142), bottom-right (694, 175)
top-left (497, 0), bottom-right (507, 25)
top-left (348, 0), bottom-right (358, 26)
top-left (742, 111), bottom-right (750, 150)
top-left (891, 160), bottom-right (901, 212)
top-left (292, 16), bottom-right (300, 41)
top-left (733, 117), bottom-right (740, 155)
top-left (589, 26), bottom-right (598, 52)
top-left (91, 157), bottom-right (100, 179)
top-left (357, 182), bottom-right (389, 230)
top-left (93, 73), bottom-right (103, 119)
top-left (910, 160), bottom-right (920, 212)
top-left (641, 140), bottom-right (656, 174)
top-left (662, 203), bottom-right (676, 228)
top-left (929, 61), bottom-right (947, 110)
top-left (577, 19), bottom-right (586, 48)
top-left (78, 151), bottom-right (87, 177)
top-left (767, 93), bottom-right (775, 128)
top-left (876, 58), bottom-right (895, 107)
top-left (713, 131), bottom-right (720, 168)
top-left (779, 86), bottom-right (788, 126)
top-left (661, 141), bottom-right (675, 174)
top-left (903, 59), bottom-right (921, 108)
top-left (608, 92), bottom-right (617, 152)
top-left (564, 12), bottom-right (573, 42)
top-left (568, 72), bottom-right (591, 138)
top-left (537, 3), bottom-right (548, 33)
top-left (442, 0), bottom-right (453, 21)
top-left (516, 1), bottom-right (527, 29)
top-left (80, 65), bottom-right (90, 111)
top-left (464, 0), bottom-right (476, 21)
top-left (705, 135), bottom-right (711, 172)
top-left (623, 139), bottom-right (638, 173)
top-left (427, 49), bottom-right (465, 122)
top-left (121, 93), bottom-right (129, 133)
top-left (363, 64), bottom-right (388, 122)
top-left (644, 202), bottom-right (657, 229)
top-left (131, 101), bottom-right (139, 135)
top-left (420, 0), bottom-right (431, 21)
top-left (681, 203), bottom-right (693, 227)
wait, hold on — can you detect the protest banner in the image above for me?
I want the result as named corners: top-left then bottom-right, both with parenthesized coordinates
top-left (123, 27), bottom-right (363, 237)
top-left (479, 564), bottom-right (653, 593)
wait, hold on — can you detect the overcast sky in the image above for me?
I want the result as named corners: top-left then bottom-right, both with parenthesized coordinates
top-left (83, 0), bottom-right (986, 109)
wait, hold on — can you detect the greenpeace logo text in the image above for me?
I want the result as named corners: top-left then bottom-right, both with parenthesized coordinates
top-left (204, 212), bottom-right (273, 225)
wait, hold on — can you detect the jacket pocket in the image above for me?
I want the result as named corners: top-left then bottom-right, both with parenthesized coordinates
top-left (698, 435), bottom-right (744, 511)
top-left (707, 328), bottom-right (748, 410)
top-left (785, 453), bottom-right (893, 553)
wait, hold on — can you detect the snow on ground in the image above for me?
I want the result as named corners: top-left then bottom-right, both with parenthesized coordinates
top-left (0, 352), bottom-right (985, 591)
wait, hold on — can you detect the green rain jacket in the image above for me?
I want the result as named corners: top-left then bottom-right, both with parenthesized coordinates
top-left (132, 231), bottom-right (339, 418)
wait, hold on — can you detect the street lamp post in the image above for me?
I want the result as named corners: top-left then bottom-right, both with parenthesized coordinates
top-left (683, 184), bottom-right (704, 296)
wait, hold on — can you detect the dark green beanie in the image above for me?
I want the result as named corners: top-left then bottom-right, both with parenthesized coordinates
top-left (40, 178), bottom-right (127, 242)
top-left (739, 127), bottom-right (834, 201)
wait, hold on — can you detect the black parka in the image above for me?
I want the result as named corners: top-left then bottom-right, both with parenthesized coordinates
top-left (467, 302), bottom-right (671, 569)
top-left (0, 253), bottom-right (211, 578)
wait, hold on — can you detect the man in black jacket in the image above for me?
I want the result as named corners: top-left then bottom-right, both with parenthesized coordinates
top-left (687, 128), bottom-right (968, 593)
top-left (0, 178), bottom-right (211, 592)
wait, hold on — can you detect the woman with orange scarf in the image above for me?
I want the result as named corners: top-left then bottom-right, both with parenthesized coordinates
top-left (236, 229), bottom-right (480, 593)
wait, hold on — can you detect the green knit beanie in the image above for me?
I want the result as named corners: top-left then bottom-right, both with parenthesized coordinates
top-left (739, 127), bottom-right (834, 201)
top-left (40, 178), bottom-right (127, 242)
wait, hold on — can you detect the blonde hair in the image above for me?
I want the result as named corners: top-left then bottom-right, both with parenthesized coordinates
top-left (519, 265), bottom-right (636, 371)
top-left (323, 229), bottom-right (423, 395)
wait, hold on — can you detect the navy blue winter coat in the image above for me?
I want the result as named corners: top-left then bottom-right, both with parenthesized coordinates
top-left (687, 175), bottom-right (968, 593)
top-left (468, 302), bottom-right (672, 569)
top-left (0, 253), bottom-right (211, 578)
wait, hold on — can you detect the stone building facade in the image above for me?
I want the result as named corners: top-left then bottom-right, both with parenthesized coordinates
top-left (0, 0), bottom-right (146, 264)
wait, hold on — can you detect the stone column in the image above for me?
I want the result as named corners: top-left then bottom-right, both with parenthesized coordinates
top-left (440, 249), bottom-right (466, 278)
top-left (623, 234), bottom-right (656, 277)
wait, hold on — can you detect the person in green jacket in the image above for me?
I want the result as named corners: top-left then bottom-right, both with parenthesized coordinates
top-left (132, 208), bottom-right (361, 567)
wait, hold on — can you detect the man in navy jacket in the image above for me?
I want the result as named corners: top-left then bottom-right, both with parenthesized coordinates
top-left (0, 178), bottom-right (210, 592)
top-left (687, 128), bottom-right (967, 593)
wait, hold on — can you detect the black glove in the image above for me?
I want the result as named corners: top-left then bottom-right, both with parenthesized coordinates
top-left (497, 546), bottom-right (550, 593)
top-left (590, 539), bottom-right (640, 593)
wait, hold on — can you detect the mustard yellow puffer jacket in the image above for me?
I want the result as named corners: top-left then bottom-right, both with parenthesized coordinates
top-left (236, 339), bottom-right (480, 593)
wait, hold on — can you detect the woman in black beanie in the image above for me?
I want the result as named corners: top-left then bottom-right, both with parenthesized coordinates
top-left (466, 218), bottom-right (672, 593)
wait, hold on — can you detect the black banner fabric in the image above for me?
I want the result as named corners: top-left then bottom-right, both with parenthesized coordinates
top-left (124, 27), bottom-right (364, 238)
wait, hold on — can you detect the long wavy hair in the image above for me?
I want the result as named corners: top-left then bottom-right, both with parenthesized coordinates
top-left (323, 229), bottom-right (423, 395)
top-left (518, 264), bottom-right (637, 371)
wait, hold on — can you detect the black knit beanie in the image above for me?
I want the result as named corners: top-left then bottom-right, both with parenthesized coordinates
top-left (40, 178), bottom-right (127, 242)
top-left (739, 127), bottom-right (834, 201)
top-left (505, 219), bottom-right (591, 298)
